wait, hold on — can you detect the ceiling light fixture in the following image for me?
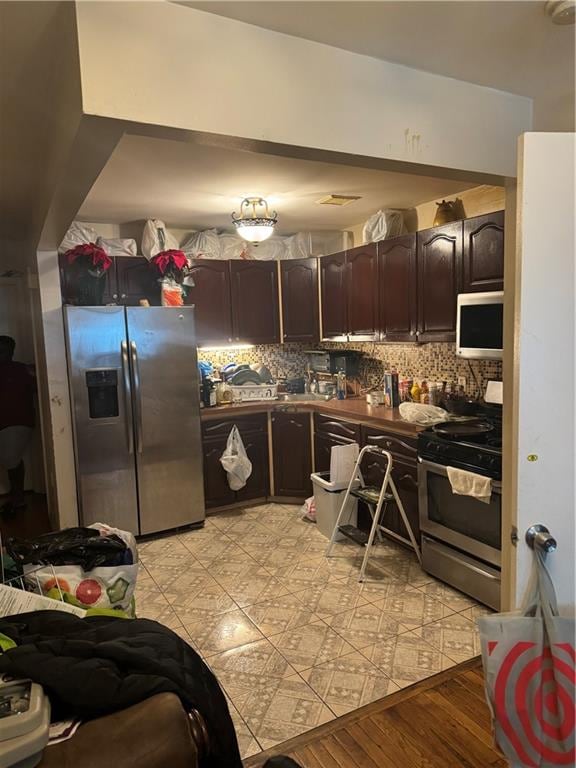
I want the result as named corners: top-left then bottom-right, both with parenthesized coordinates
top-left (232, 197), bottom-right (278, 245)
top-left (545, 0), bottom-right (576, 24)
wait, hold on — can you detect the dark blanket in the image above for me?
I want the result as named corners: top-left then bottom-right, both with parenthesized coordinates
top-left (0, 611), bottom-right (242, 768)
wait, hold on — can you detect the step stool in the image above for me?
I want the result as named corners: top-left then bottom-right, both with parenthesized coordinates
top-left (325, 445), bottom-right (421, 582)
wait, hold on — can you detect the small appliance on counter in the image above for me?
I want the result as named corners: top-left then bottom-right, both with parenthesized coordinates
top-left (304, 349), bottom-right (361, 378)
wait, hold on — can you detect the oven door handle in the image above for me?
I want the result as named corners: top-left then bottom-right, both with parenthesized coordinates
top-left (418, 457), bottom-right (502, 492)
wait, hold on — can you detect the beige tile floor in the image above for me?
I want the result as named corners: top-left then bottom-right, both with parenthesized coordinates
top-left (135, 503), bottom-right (489, 759)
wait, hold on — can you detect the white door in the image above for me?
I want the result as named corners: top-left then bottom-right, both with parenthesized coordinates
top-left (507, 133), bottom-right (575, 613)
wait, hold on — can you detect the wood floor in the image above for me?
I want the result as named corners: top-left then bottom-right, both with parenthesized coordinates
top-left (244, 658), bottom-right (506, 768)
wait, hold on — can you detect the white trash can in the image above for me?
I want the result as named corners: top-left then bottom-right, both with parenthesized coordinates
top-left (311, 471), bottom-right (359, 541)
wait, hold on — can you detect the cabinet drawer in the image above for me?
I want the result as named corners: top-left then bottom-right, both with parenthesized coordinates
top-left (202, 413), bottom-right (268, 440)
top-left (360, 426), bottom-right (417, 461)
top-left (314, 413), bottom-right (360, 442)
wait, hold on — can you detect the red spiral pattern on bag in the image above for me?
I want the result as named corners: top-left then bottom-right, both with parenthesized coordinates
top-left (491, 641), bottom-right (575, 766)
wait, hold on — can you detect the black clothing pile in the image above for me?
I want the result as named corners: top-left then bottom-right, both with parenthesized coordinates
top-left (0, 611), bottom-right (242, 768)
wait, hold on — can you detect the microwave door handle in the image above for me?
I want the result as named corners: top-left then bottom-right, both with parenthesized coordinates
top-left (130, 341), bottom-right (143, 454)
top-left (121, 341), bottom-right (134, 454)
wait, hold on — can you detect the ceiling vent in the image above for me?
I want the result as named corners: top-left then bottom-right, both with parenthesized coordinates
top-left (316, 194), bottom-right (362, 207)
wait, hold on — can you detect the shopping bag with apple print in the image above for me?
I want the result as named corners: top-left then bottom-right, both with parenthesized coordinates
top-left (478, 549), bottom-right (575, 767)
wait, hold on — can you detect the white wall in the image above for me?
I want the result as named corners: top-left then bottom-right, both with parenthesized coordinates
top-left (511, 133), bottom-right (575, 612)
top-left (75, 2), bottom-right (531, 179)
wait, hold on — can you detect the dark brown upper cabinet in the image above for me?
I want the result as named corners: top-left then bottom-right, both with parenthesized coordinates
top-left (417, 221), bottom-right (462, 342)
top-left (346, 244), bottom-right (379, 340)
top-left (185, 260), bottom-right (233, 346)
top-left (280, 258), bottom-right (319, 343)
top-left (378, 234), bottom-right (417, 342)
top-left (115, 256), bottom-right (160, 306)
top-left (320, 252), bottom-right (348, 340)
top-left (230, 260), bottom-right (280, 345)
top-left (59, 254), bottom-right (158, 306)
top-left (462, 211), bottom-right (504, 293)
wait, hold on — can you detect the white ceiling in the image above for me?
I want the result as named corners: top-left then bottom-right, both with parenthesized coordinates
top-left (79, 134), bottom-right (479, 232)
top-left (178, 1), bottom-right (575, 131)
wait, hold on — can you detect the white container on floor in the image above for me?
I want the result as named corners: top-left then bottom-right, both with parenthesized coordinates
top-left (311, 471), bottom-right (359, 541)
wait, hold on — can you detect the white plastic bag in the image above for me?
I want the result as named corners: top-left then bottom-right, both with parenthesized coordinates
top-left (181, 229), bottom-right (222, 259)
top-left (220, 426), bottom-right (252, 490)
top-left (96, 237), bottom-right (137, 257)
top-left (362, 209), bottom-right (406, 243)
top-left (399, 402), bottom-right (448, 426)
top-left (141, 219), bottom-right (178, 260)
top-left (58, 221), bottom-right (98, 254)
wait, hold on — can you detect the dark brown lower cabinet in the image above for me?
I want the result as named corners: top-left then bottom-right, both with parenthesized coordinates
top-left (360, 450), bottom-right (420, 546)
top-left (202, 438), bottom-right (236, 510)
top-left (235, 433), bottom-right (269, 503)
top-left (272, 411), bottom-right (312, 498)
top-left (313, 432), bottom-right (358, 474)
top-left (202, 415), bottom-right (269, 509)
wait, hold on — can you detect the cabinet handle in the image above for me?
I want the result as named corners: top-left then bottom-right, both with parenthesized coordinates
top-left (228, 338), bottom-right (232, 343)
top-left (113, 294), bottom-right (118, 300)
top-left (409, 330), bottom-right (415, 336)
top-left (121, 293), bottom-right (126, 299)
top-left (399, 473), bottom-right (418, 488)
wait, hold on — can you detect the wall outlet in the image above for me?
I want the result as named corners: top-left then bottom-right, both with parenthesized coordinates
top-left (457, 376), bottom-right (467, 390)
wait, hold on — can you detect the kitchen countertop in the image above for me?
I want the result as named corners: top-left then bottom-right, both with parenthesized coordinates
top-left (200, 397), bottom-right (423, 436)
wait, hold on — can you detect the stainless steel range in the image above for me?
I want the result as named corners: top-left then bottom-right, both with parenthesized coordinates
top-left (418, 403), bottom-right (502, 610)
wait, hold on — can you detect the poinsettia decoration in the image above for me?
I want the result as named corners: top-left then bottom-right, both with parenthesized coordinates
top-left (150, 249), bottom-right (188, 283)
top-left (65, 243), bottom-right (112, 278)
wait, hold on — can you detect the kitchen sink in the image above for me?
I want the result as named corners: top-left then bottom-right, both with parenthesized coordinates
top-left (278, 393), bottom-right (333, 402)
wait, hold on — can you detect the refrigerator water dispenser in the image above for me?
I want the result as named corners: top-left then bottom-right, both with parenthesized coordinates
top-left (85, 369), bottom-right (119, 419)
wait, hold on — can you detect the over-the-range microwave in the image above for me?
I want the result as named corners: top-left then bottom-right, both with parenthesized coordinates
top-left (456, 291), bottom-right (504, 360)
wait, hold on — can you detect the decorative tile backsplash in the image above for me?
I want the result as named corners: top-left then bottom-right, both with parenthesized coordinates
top-left (198, 341), bottom-right (502, 397)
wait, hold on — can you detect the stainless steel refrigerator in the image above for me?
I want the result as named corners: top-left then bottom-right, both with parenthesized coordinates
top-left (64, 305), bottom-right (205, 535)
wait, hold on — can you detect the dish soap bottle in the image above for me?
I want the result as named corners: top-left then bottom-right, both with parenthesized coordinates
top-left (336, 371), bottom-right (347, 400)
top-left (410, 380), bottom-right (421, 403)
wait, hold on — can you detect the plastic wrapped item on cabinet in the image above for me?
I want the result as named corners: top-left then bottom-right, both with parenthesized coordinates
top-left (58, 222), bottom-right (98, 254)
top-left (220, 233), bottom-right (249, 260)
top-left (362, 209), bottom-right (406, 244)
top-left (96, 237), bottom-right (137, 257)
top-left (181, 228), bottom-right (222, 259)
top-left (141, 219), bottom-right (179, 260)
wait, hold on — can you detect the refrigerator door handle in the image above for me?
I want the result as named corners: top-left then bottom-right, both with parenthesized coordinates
top-left (130, 340), bottom-right (144, 454)
top-left (121, 341), bottom-right (134, 454)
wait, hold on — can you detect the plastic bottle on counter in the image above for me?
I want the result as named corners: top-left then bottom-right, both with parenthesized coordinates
top-left (336, 371), bottom-right (347, 400)
top-left (202, 376), bottom-right (217, 408)
top-left (410, 380), bottom-right (421, 403)
top-left (420, 380), bottom-right (429, 404)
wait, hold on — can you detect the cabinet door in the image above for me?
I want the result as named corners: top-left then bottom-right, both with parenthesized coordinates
top-left (462, 211), bottom-right (504, 293)
top-left (314, 413), bottom-right (361, 442)
top-left (272, 411), bottom-right (312, 497)
top-left (417, 222), bottom-right (462, 342)
top-left (313, 432), bottom-right (357, 474)
top-left (320, 252), bottom-right (348, 340)
top-left (280, 258), bottom-right (319, 343)
top-left (360, 453), bottom-right (420, 545)
top-left (230, 261), bottom-right (280, 344)
top-left (58, 253), bottom-right (116, 305)
top-left (116, 256), bottom-right (160, 306)
top-left (235, 433), bottom-right (270, 502)
top-left (378, 234), bottom-right (417, 342)
top-left (202, 439), bottom-right (236, 509)
top-left (347, 244), bottom-right (379, 340)
top-left (185, 260), bottom-right (233, 346)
